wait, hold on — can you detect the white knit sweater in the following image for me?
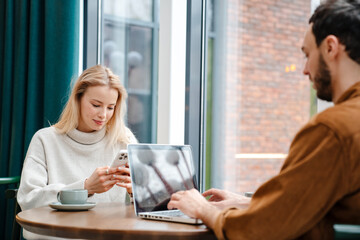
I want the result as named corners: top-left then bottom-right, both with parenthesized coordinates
top-left (18, 126), bottom-right (137, 239)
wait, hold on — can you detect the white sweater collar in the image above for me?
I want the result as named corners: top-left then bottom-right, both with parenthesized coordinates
top-left (67, 127), bottom-right (106, 145)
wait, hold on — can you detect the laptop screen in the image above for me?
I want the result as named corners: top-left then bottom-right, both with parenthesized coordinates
top-left (128, 144), bottom-right (198, 214)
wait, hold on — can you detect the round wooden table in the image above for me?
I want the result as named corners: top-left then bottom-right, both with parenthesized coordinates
top-left (16, 202), bottom-right (216, 239)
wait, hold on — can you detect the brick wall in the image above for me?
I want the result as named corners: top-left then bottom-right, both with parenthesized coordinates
top-left (221, 0), bottom-right (312, 193)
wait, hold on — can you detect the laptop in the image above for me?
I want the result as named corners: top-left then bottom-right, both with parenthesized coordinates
top-left (127, 143), bottom-right (203, 224)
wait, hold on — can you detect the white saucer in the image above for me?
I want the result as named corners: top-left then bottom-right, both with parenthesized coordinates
top-left (49, 202), bottom-right (96, 211)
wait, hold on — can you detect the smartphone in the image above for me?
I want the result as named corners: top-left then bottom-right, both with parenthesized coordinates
top-left (111, 150), bottom-right (128, 168)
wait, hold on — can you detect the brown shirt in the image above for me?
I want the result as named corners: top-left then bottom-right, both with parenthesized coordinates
top-left (213, 82), bottom-right (360, 240)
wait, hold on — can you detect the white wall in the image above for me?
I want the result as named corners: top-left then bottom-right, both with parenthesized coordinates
top-left (157, 0), bottom-right (187, 144)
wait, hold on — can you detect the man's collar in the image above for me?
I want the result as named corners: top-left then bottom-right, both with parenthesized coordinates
top-left (335, 81), bottom-right (360, 104)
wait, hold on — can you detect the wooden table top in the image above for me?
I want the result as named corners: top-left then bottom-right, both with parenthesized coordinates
top-left (16, 202), bottom-right (216, 240)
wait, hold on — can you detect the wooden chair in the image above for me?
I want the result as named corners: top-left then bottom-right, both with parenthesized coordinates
top-left (0, 176), bottom-right (21, 240)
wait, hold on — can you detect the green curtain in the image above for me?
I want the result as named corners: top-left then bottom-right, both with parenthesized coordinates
top-left (0, 0), bottom-right (79, 239)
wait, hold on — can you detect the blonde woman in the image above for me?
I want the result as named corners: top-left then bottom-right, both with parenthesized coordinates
top-left (18, 65), bottom-right (137, 239)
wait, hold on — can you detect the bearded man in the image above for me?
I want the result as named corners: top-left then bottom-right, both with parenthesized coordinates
top-left (168, 0), bottom-right (360, 239)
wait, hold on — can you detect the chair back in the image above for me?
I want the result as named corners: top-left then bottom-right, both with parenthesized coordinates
top-left (0, 176), bottom-right (21, 240)
top-left (334, 224), bottom-right (360, 239)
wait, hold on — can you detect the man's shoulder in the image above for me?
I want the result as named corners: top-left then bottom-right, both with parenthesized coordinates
top-left (310, 99), bottom-right (360, 137)
top-left (315, 97), bottom-right (360, 121)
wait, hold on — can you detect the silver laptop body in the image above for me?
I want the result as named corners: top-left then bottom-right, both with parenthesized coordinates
top-left (128, 144), bottom-right (203, 224)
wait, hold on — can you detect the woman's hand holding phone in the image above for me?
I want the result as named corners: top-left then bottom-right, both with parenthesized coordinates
top-left (84, 150), bottom-right (131, 195)
top-left (110, 150), bottom-right (132, 193)
top-left (84, 166), bottom-right (119, 195)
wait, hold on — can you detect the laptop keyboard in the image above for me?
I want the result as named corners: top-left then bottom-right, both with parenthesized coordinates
top-left (140, 209), bottom-right (203, 224)
top-left (152, 210), bottom-right (185, 217)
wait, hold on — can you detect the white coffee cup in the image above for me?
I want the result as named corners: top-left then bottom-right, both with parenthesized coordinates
top-left (57, 189), bottom-right (88, 204)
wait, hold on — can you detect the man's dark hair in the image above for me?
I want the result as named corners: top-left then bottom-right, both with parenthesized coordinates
top-left (310, 0), bottom-right (360, 64)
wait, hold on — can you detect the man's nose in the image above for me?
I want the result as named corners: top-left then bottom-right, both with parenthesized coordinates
top-left (302, 59), bottom-right (310, 76)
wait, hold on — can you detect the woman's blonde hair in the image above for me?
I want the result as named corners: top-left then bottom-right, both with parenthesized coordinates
top-left (54, 65), bottom-right (130, 145)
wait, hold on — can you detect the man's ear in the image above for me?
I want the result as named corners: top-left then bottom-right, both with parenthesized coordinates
top-left (322, 35), bottom-right (341, 60)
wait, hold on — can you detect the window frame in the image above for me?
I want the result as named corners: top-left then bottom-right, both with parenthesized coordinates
top-left (185, 0), bottom-right (208, 192)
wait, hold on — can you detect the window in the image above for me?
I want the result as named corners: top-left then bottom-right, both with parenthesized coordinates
top-left (84, 0), bottom-right (315, 192)
top-left (101, 0), bottom-right (159, 143)
top-left (203, 0), bottom-right (314, 192)
top-left (84, 0), bottom-right (187, 146)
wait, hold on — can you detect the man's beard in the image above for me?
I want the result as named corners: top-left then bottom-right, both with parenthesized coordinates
top-left (314, 54), bottom-right (332, 102)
